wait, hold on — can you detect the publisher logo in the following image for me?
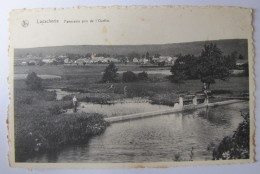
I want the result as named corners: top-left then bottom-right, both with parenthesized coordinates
top-left (21, 20), bottom-right (29, 27)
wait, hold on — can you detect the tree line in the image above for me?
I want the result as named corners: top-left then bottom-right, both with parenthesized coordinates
top-left (170, 43), bottom-right (248, 90)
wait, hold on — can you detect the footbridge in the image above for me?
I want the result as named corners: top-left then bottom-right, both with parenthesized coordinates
top-left (105, 95), bottom-right (245, 123)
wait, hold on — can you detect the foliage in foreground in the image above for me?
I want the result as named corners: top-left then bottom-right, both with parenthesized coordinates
top-left (15, 113), bottom-right (109, 162)
top-left (213, 112), bottom-right (249, 160)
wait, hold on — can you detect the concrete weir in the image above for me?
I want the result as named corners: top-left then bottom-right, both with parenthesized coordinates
top-left (104, 99), bottom-right (245, 123)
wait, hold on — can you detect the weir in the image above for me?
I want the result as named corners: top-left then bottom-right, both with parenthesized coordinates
top-left (104, 96), bottom-right (244, 123)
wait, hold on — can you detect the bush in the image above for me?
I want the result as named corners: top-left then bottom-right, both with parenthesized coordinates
top-left (213, 112), bottom-right (249, 160)
top-left (102, 62), bottom-right (118, 82)
top-left (48, 105), bottom-right (63, 115)
top-left (25, 72), bottom-right (42, 90)
top-left (15, 113), bottom-right (109, 162)
top-left (122, 71), bottom-right (137, 82)
top-left (137, 71), bottom-right (148, 80)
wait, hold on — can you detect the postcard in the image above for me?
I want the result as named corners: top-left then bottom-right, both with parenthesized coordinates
top-left (8, 6), bottom-right (254, 169)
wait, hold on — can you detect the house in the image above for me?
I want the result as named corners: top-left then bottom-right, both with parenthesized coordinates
top-left (107, 58), bottom-right (120, 63)
top-left (64, 58), bottom-right (72, 64)
top-left (28, 60), bottom-right (37, 65)
top-left (42, 58), bottom-right (56, 64)
top-left (21, 61), bottom-right (28, 65)
top-left (140, 58), bottom-right (149, 64)
top-left (133, 58), bottom-right (139, 63)
top-left (236, 59), bottom-right (248, 66)
top-left (151, 57), bottom-right (160, 63)
top-left (75, 58), bottom-right (88, 65)
top-left (91, 57), bottom-right (105, 63)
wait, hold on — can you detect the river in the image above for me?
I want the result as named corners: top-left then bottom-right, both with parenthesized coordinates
top-left (27, 101), bottom-right (248, 163)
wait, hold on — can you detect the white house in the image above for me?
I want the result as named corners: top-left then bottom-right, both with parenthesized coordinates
top-left (75, 58), bottom-right (88, 65)
top-left (236, 59), bottom-right (248, 66)
top-left (42, 58), bottom-right (56, 64)
top-left (92, 57), bottom-right (105, 63)
top-left (133, 58), bottom-right (139, 63)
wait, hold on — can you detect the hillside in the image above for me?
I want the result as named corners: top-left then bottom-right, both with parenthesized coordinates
top-left (14, 39), bottom-right (248, 59)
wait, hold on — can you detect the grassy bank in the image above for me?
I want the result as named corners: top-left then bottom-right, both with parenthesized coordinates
top-left (14, 80), bottom-right (109, 162)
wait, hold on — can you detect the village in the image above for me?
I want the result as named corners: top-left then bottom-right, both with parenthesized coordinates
top-left (14, 51), bottom-right (248, 74)
top-left (14, 52), bottom-right (179, 66)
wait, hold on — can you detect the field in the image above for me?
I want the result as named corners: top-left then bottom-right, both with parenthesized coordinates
top-left (14, 64), bottom-right (249, 161)
top-left (15, 64), bottom-right (249, 103)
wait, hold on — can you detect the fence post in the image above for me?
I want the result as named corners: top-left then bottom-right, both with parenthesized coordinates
top-left (204, 95), bottom-right (209, 105)
top-left (193, 95), bottom-right (198, 106)
top-left (179, 96), bottom-right (184, 107)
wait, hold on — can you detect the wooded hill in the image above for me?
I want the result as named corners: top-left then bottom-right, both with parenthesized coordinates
top-left (15, 39), bottom-right (248, 59)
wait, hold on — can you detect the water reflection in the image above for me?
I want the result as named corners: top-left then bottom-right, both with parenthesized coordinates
top-left (67, 102), bottom-right (173, 117)
top-left (27, 102), bottom-right (249, 163)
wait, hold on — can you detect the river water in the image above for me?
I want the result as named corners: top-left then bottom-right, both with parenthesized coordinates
top-left (67, 101), bottom-right (173, 117)
top-left (28, 101), bottom-right (248, 163)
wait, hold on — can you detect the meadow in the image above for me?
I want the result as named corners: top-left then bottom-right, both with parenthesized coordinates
top-left (15, 64), bottom-right (249, 104)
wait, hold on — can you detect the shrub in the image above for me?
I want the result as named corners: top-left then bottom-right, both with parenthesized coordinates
top-left (48, 105), bottom-right (62, 115)
top-left (102, 62), bottom-right (118, 82)
top-left (25, 72), bottom-right (42, 90)
top-left (15, 113), bottom-right (109, 162)
top-left (122, 71), bottom-right (137, 82)
top-left (213, 112), bottom-right (249, 160)
top-left (137, 71), bottom-right (148, 80)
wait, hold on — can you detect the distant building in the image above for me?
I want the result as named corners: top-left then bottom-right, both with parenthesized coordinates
top-left (42, 58), bottom-right (56, 64)
top-left (133, 58), bottom-right (139, 63)
top-left (75, 58), bottom-right (88, 65)
top-left (28, 60), bottom-right (37, 65)
top-left (21, 61), bottom-right (28, 66)
top-left (140, 58), bottom-right (149, 64)
top-left (107, 58), bottom-right (120, 63)
top-left (236, 59), bottom-right (248, 66)
top-left (64, 58), bottom-right (71, 64)
top-left (91, 57), bottom-right (105, 63)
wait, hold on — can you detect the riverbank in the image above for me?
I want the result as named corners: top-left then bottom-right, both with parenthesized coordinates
top-left (14, 81), bottom-right (109, 162)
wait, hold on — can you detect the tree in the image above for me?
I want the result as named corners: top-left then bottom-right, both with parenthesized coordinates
top-left (122, 71), bottom-right (138, 82)
top-left (127, 52), bottom-right (140, 62)
top-left (102, 62), bottom-right (118, 82)
top-left (170, 54), bottom-right (197, 86)
top-left (158, 61), bottom-right (165, 67)
top-left (224, 51), bottom-right (237, 70)
top-left (170, 59), bottom-right (187, 89)
top-left (25, 72), bottom-right (42, 90)
top-left (137, 71), bottom-right (148, 81)
top-left (145, 51), bottom-right (151, 61)
top-left (197, 43), bottom-right (230, 90)
top-left (154, 53), bottom-right (161, 58)
top-left (242, 63), bottom-right (249, 76)
top-left (238, 54), bottom-right (244, 60)
top-left (224, 55), bottom-right (236, 70)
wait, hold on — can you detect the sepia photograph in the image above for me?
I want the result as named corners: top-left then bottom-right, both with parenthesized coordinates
top-left (7, 6), bottom-right (254, 168)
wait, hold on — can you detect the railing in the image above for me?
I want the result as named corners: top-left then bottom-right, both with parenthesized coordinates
top-left (174, 94), bottom-right (208, 110)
